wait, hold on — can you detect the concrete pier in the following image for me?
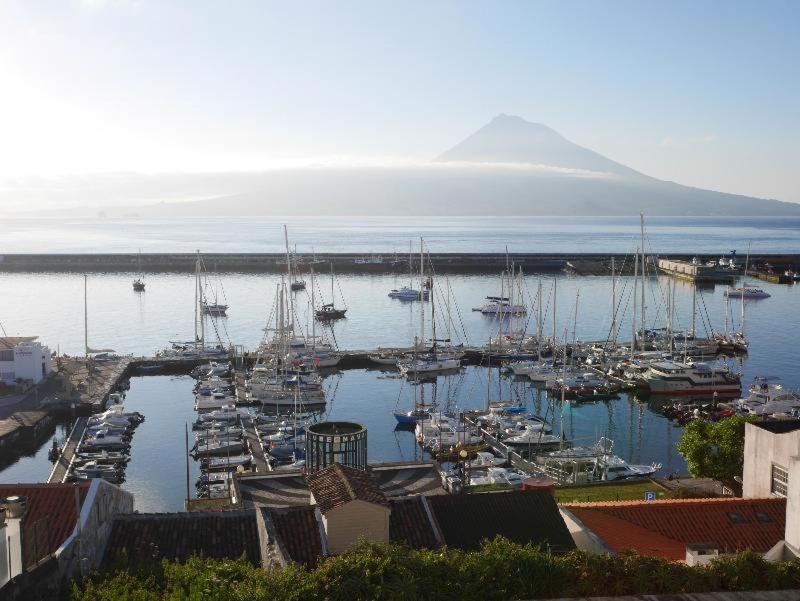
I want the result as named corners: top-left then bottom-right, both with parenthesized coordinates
top-left (1, 252), bottom-right (797, 275)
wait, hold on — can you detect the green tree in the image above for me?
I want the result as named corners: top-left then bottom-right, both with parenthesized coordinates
top-left (677, 415), bottom-right (755, 495)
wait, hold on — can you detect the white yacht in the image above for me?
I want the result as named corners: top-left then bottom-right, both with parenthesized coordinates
top-left (642, 361), bottom-right (741, 395)
top-left (539, 438), bottom-right (662, 484)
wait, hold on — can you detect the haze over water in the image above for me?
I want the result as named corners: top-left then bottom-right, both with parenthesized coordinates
top-left (2, 216), bottom-right (800, 254)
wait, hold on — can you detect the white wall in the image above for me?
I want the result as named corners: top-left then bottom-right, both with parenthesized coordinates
top-left (742, 423), bottom-right (800, 498)
top-left (3, 342), bottom-right (52, 385)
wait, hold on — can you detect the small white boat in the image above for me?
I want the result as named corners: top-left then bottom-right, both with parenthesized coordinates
top-left (388, 286), bottom-right (425, 301)
top-left (368, 353), bottom-right (402, 366)
top-left (203, 302), bottom-right (229, 316)
top-left (399, 356), bottom-right (461, 375)
top-left (203, 454), bottom-right (252, 471)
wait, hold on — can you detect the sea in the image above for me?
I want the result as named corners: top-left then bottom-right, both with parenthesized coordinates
top-left (0, 216), bottom-right (798, 511)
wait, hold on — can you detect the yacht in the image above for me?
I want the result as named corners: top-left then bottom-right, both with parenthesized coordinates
top-left (736, 377), bottom-right (800, 418)
top-left (725, 285), bottom-right (771, 299)
top-left (203, 302), bottom-right (229, 316)
top-left (539, 438), bottom-right (662, 484)
top-left (502, 426), bottom-right (563, 448)
top-left (388, 286), bottom-right (425, 301)
top-left (473, 296), bottom-right (526, 316)
top-left (642, 361), bottom-right (741, 395)
top-left (315, 303), bottom-right (347, 320)
top-left (398, 355), bottom-right (461, 376)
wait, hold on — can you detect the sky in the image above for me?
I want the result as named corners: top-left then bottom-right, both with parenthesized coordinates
top-left (0, 0), bottom-right (798, 206)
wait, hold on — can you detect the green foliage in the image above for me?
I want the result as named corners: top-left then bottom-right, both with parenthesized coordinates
top-left (71, 539), bottom-right (800, 601)
top-left (553, 480), bottom-right (670, 503)
top-left (677, 415), bottom-right (756, 493)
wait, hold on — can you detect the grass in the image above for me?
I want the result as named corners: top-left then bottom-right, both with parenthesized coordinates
top-left (553, 479), bottom-right (671, 503)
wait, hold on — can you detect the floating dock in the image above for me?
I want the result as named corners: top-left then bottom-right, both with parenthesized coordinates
top-left (47, 417), bottom-right (87, 483)
top-left (241, 415), bottom-right (270, 473)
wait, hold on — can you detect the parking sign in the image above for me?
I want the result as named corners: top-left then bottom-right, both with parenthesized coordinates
top-left (645, 491), bottom-right (656, 501)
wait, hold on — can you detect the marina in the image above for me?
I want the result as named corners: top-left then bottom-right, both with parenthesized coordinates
top-left (1, 242), bottom-right (797, 511)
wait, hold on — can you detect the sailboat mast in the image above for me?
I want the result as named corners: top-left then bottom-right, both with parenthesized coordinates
top-left (742, 242), bottom-right (751, 336)
top-left (571, 288), bottom-right (580, 363)
top-left (84, 274), bottom-right (88, 358)
top-left (537, 277), bottom-right (543, 361)
top-left (640, 214), bottom-right (646, 339)
top-left (691, 279), bottom-right (697, 336)
top-left (610, 257), bottom-right (617, 343)
top-left (194, 251), bottom-right (200, 348)
top-left (419, 237), bottom-right (425, 347)
top-left (632, 247), bottom-right (638, 358)
top-left (283, 225), bottom-right (293, 285)
top-left (552, 278), bottom-right (557, 357)
top-left (311, 267), bottom-right (316, 344)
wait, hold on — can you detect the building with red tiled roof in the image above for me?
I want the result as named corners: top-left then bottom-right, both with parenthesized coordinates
top-left (562, 497), bottom-right (786, 562)
top-left (1, 480), bottom-right (133, 597)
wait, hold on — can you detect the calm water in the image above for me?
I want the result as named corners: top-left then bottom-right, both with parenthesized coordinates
top-left (1, 270), bottom-right (798, 510)
top-left (2, 216), bottom-right (800, 253)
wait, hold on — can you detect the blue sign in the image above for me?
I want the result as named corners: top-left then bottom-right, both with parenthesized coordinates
top-left (645, 491), bottom-right (657, 501)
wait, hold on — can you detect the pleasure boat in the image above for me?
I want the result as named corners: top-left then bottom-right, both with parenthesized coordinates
top-left (472, 296), bottom-right (526, 316)
top-left (393, 408), bottom-right (431, 425)
top-left (72, 461), bottom-right (124, 481)
top-left (388, 286), bottom-right (426, 301)
top-left (74, 451), bottom-right (130, 465)
top-left (368, 353), bottom-right (402, 367)
top-left (725, 285), bottom-right (771, 299)
top-left (315, 303), bottom-right (347, 320)
top-left (132, 278), bottom-right (145, 292)
top-left (203, 302), bottom-right (229, 316)
top-left (473, 451), bottom-right (507, 468)
top-left (539, 438), bottom-right (661, 484)
top-left (552, 372), bottom-right (614, 395)
top-left (290, 280), bottom-right (306, 291)
top-left (398, 355), bottom-right (461, 376)
top-left (642, 361), bottom-right (741, 396)
top-left (502, 427), bottom-right (563, 448)
top-left (202, 454), bottom-right (253, 471)
top-left (81, 431), bottom-right (131, 449)
top-left (192, 438), bottom-right (244, 456)
top-left (736, 377), bottom-right (800, 418)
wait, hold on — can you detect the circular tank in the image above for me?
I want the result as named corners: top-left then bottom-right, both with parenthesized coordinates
top-left (305, 421), bottom-right (367, 471)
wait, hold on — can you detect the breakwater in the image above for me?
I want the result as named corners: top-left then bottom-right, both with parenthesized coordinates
top-left (1, 253), bottom-right (798, 274)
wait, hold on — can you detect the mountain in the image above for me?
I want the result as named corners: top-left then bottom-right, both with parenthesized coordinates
top-left (436, 114), bottom-right (646, 179)
top-left (6, 115), bottom-right (799, 217)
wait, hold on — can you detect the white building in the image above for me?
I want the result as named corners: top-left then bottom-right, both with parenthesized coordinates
top-left (742, 420), bottom-right (800, 560)
top-left (0, 337), bottom-right (52, 386)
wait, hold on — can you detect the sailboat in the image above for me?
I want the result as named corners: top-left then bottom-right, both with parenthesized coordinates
top-left (398, 239), bottom-right (462, 376)
top-left (132, 249), bottom-right (146, 291)
top-left (284, 226), bottom-right (306, 291)
top-left (315, 263), bottom-right (347, 320)
top-left (388, 240), bottom-right (428, 301)
top-left (393, 336), bottom-right (433, 425)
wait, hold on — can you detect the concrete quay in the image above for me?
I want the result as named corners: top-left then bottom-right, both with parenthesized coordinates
top-left (2, 252), bottom-right (798, 275)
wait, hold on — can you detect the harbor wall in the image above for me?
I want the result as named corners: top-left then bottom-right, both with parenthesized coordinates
top-left (0, 253), bottom-right (797, 274)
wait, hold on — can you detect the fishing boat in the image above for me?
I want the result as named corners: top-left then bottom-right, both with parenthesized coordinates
top-left (725, 285), bottom-right (770, 299)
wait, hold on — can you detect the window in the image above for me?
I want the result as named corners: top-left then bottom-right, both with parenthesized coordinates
top-left (756, 512), bottom-right (772, 523)
top-left (771, 464), bottom-right (789, 497)
top-left (0, 350), bottom-right (13, 362)
top-left (727, 511), bottom-right (746, 524)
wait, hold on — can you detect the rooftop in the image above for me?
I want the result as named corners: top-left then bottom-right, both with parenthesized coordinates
top-left (306, 463), bottom-right (389, 514)
top-left (103, 510), bottom-right (261, 566)
top-left (0, 482), bottom-right (90, 568)
top-left (753, 420), bottom-right (800, 434)
top-left (563, 497), bottom-right (787, 561)
top-left (0, 336), bottom-right (38, 351)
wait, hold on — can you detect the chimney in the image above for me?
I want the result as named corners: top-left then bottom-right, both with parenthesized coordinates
top-left (1, 496), bottom-right (27, 584)
top-left (685, 544), bottom-right (719, 566)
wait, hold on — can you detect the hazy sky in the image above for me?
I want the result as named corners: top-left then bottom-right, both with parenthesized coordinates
top-left (0, 0), bottom-right (797, 202)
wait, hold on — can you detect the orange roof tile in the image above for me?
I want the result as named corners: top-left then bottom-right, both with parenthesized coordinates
top-left (563, 497), bottom-right (786, 560)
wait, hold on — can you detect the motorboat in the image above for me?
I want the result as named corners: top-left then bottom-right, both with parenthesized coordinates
top-left (398, 355), bottom-right (461, 376)
top-left (74, 450), bottom-right (130, 465)
top-left (368, 353), bottom-right (402, 367)
top-left (725, 285), bottom-right (771, 299)
top-left (82, 431), bottom-right (131, 449)
top-left (192, 439), bottom-right (244, 457)
top-left (502, 427), bottom-right (563, 448)
top-left (472, 451), bottom-right (507, 468)
top-left (642, 361), bottom-right (741, 395)
top-left (473, 296), bottom-right (526, 316)
top-left (315, 303), bottom-right (347, 320)
top-left (203, 302), bottom-right (229, 316)
top-left (388, 286), bottom-right (425, 301)
top-left (202, 454), bottom-right (253, 471)
top-left (736, 377), bottom-right (800, 418)
top-left (72, 461), bottom-right (124, 481)
top-left (538, 438), bottom-right (662, 484)
top-left (393, 408), bottom-right (431, 425)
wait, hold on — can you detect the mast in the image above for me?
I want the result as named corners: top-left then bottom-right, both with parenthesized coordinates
top-left (330, 262), bottom-right (335, 307)
top-left (84, 274), bottom-right (88, 358)
top-left (631, 247), bottom-right (638, 359)
top-left (419, 237), bottom-right (425, 347)
top-left (194, 251), bottom-right (200, 348)
top-left (311, 267), bottom-right (316, 346)
top-left (537, 277), bottom-right (543, 361)
top-left (571, 288), bottom-right (580, 364)
top-left (691, 278), bottom-right (697, 337)
top-left (640, 213), bottom-right (646, 340)
top-left (610, 257), bottom-right (617, 343)
top-left (742, 241), bottom-right (751, 337)
top-left (283, 225), bottom-right (293, 286)
top-left (552, 278), bottom-right (557, 358)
